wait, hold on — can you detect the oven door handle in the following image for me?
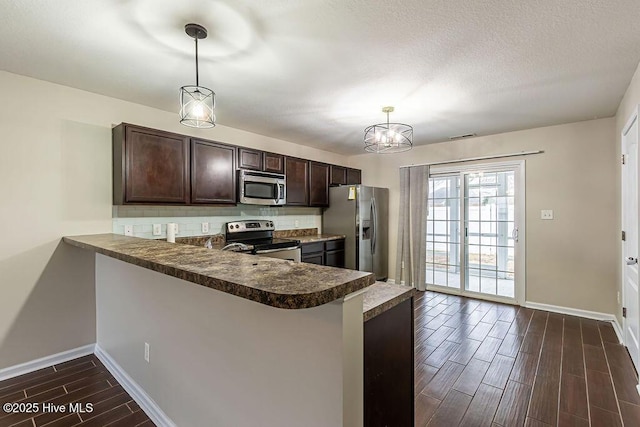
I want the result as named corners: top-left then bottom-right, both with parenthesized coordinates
top-left (254, 246), bottom-right (300, 254)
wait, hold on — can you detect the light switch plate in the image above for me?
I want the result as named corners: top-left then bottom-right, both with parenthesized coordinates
top-left (541, 210), bottom-right (554, 220)
top-left (202, 222), bottom-right (209, 233)
top-left (152, 224), bottom-right (162, 236)
top-left (124, 225), bottom-right (134, 236)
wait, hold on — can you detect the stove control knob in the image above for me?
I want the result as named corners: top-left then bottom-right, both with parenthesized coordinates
top-left (235, 224), bottom-right (240, 229)
top-left (269, 222), bottom-right (273, 227)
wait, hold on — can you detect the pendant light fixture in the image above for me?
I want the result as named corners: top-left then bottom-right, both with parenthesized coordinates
top-left (364, 106), bottom-right (413, 153)
top-left (179, 23), bottom-right (215, 128)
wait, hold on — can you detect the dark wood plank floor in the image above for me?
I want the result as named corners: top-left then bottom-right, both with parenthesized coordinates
top-left (0, 354), bottom-right (154, 427)
top-left (415, 290), bottom-right (640, 426)
top-left (2, 291), bottom-right (638, 427)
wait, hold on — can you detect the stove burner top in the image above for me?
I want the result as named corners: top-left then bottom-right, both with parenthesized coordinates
top-left (224, 220), bottom-right (300, 252)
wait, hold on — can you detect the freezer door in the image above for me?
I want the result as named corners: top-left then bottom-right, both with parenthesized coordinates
top-left (371, 187), bottom-right (389, 280)
top-left (358, 186), bottom-right (373, 273)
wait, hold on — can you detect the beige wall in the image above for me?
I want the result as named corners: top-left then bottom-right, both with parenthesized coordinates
top-left (96, 254), bottom-right (363, 426)
top-left (349, 118), bottom-right (618, 315)
top-left (615, 61), bottom-right (640, 324)
top-left (0, 70), bottom-right (348, 369)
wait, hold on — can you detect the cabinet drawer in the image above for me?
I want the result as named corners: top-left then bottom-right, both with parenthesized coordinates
top-left (325, 239), bottom-right (345, 251)
top-left (302, 253), bottom-right (324, 265)
top-left (301, 241), bottom-right (324, 255)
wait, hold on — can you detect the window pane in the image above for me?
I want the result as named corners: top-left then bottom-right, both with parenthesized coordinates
top-left (426, 242), bottom-right (434, 263)
top-left (447, 243), bottom-right (460, 267)
top-left (426, 266), bottom-right (434, 285)
top-left (432, 221), bottom-right (448, 242)
top-left (466, 268), bottom-right (481, 292)
top-left (481, 274), bottom-right (497, 295)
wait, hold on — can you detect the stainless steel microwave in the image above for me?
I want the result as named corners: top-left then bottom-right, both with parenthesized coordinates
top-left (238, 170), bottom-right (286, 206)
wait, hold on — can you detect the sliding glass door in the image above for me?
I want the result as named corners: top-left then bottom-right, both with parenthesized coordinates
top-left (426, 162), bottom-right (524, 304)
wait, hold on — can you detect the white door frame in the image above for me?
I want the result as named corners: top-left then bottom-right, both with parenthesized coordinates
top-left (621, 105), bottom-right (640, 389)
top-left (427, 160), bottom-right (526, 305)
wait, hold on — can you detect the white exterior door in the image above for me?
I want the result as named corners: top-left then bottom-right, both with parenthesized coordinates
top-left (622, 106), bottom-right (640, 371)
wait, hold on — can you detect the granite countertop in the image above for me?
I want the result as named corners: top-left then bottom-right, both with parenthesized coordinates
top-left (363, 282), bottom-right (415, 322)
top-left (172, 229), bottom-right (344, 248)
top-left (64, 234), bottom-right (374, 310)
top-left (296, 234), bottom-right (346, 244)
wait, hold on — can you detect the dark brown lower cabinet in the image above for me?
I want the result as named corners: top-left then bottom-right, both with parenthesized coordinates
top-left (325, 249), bottom-right (345, 268)
top-left (364, 297), bottom-right (414, 427)
top-left (301, 239), bottom-right (345, 267)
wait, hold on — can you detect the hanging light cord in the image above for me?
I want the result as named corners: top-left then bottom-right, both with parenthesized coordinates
top-left (194, 36), bottom-right (199, 87)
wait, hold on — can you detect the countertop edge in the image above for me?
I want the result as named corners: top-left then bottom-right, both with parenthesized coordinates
top-left (63, 236), bottom-right (375, 310)
top-left (296, 234), bottom-right (346, 244)
top-left (363, 285), bottom-right (415, 322)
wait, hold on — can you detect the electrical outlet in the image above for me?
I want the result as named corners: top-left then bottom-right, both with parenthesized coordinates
top-left (152, 224), bottom-right (162, 236)
top-left (294, 220), bottom-right (299, 228)
top-left (202, 222), bottom-right (210, 233)
top-left (540, 210), bottom-right (554, 220)
top-left (144, 342), bottom-right (150, 363)
top-left (124, 225), bottom-right (133, 236)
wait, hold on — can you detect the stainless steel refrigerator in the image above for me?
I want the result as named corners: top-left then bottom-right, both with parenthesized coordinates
top-left (323, 185), bottom-right (389, 280)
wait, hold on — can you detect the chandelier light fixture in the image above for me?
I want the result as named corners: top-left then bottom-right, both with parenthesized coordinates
top-left (179, 23), bottom-right (215, 128)
top-left (364, 106), bottom-right (413, 153)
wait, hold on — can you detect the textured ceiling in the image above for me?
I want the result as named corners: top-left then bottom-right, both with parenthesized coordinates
top-left (1, 0), bottom-right (639, 155)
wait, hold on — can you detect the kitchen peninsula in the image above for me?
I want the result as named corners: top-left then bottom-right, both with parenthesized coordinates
top-left (64, 233), bottom-right (375, 427)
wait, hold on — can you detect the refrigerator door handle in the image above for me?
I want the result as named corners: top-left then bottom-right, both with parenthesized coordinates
top-left (371, 196), bottom-right (377, 255)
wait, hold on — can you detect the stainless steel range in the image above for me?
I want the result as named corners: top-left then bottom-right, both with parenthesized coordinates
top-left (223, 220), bottom-right (301, 262)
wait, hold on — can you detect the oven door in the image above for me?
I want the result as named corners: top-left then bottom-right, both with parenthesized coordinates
top-left (239, 173), bottom-right (286, 205)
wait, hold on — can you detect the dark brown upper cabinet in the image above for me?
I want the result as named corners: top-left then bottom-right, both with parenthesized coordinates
top-left (191, 139), bottom-right (236, 204)
top-left (285, 157), bottom-right (309, 206)
top-left (237, 148), bottom-right (263, 171)
top-left (309, 162), bottom-right (330, 207)
top-left (330, 165), bottom-right (347, 186)
top-left (113, 123), bottom-right (190, 205)
top-left (347, 168), bottom-right (362, 185)
top-left (263, 152), bottom-right (285, 174)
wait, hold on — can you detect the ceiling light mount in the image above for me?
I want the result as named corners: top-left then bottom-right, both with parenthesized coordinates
top-left (364, 106), bottom-right (413, 154)
top-left (180, 23), bottom-right (216, 129)
top-left (184, 23), bottom-right (208, 40)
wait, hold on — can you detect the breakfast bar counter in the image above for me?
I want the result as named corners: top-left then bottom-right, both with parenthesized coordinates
top-left (63, 233), bottom-right (372, 426)
top-left (64, 233), bottom-right (374, 309)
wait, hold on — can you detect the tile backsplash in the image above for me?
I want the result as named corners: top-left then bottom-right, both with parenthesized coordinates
top-left (112, 205), bottom-right (322, 239)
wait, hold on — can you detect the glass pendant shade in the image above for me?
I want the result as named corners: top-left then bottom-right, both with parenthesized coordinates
top-left (364, 107), bottom-right (413, 153)
top-left (180, 85), bottom-right (215, 128)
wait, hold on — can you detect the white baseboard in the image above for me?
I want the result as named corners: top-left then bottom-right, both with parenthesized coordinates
top-left (94, 345), bottom-right (175, 427)
top-left (0, 344), bottom-right (95, 382)
top-left (611, 319), bottom-right (624, 344)
top-left (524, 301), bottom-right (622, 343)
